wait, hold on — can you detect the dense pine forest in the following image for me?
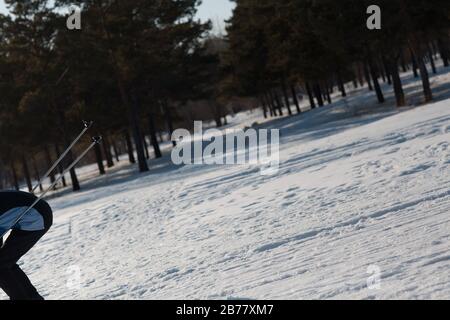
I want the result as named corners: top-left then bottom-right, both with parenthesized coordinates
top-left (0, 0), bottom-right (449, 192)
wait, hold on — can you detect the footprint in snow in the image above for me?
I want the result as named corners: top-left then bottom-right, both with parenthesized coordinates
top-left (383, 147), bottom-right (400, 155)
top-left (282, 201), bottom-right (295, 208)
top-left (163, 267), bottom-right (180, 276)
top-left (284, 193), bottom-right (297, 200)
top-left (399, 164), bottom-right (433, 176)
top-left (242, 202), bottom-right (258, 209)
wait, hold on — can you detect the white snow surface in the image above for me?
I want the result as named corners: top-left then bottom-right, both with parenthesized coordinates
top-left (2, 66), bottom-right (450, 300)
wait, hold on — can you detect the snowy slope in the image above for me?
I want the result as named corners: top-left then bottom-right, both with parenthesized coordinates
top-left (2, 68), bottom-right (450, 300)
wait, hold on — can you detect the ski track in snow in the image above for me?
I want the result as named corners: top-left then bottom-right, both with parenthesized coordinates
top-left (2, 65), bottom-right (450, 300)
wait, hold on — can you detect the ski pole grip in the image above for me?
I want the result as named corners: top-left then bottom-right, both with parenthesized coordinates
top-left (83, 120), bottom-right (94, 129)
top-left (93, 136), bottom-right (103, 144)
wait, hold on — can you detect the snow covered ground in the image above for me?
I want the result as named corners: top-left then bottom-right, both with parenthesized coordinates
top-left (2, 64), bottom-right (450, 300)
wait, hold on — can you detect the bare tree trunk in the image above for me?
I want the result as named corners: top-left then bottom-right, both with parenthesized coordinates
top-left (44, 145), bottom-right (56, 184)
top-left (162, 100), bottom-right (176, 146)
top-left (55, 103), bottom-right (80, 191)
top-left (363, 62), bottom-right (373, 91)
top-left (68, 151), bottom-right (81, 191)
top-left (272, 90), bottom-right (284, 116)
top-left (305, 82), bottom-right (316, 109)
top-left (21, 155), bottom-right (32, 192)
top-left (367, 56), bottom-right (385, 103)
top-left (313, 83), bottom-right (324, 107)
top-left (265, 92), bottom-right (276, 116)
top-left (281, 79), bottom-right (293, 116)
top-left (11, 161), bottom-right (19, 191)
top-left (290, 84), bottom-right (301, 114)
top-left (437, 38), bottom-right (449, 67)
top-left (111, 138), bottom-right (120, 162)
top-left (94, 142), bottom-right (106, 175)
top-left (410, 48), bottom-right (419, 78)
top-left (337, 71), bottom-right (347, 97)
top-left (260, 95), bottom-right (268, 118)
top-left (32, 156), bottom-right (43, 192)
top-left (400, 51), bottom-right (408, 72)
top-left (382, 57), bottom-right (392, 85)
top-left (130, 94), bottom-right (149, 173)
top-left (417, 54), bottom-right (433, 102)
top-left (142, 134), bottom-right (150, 160)
top-left (214, 103), bottom-right (223, 128)
top-left (357, 63), bottom-right (365, 86)
top-left (378, 58), bottom-right (387, 83)
top-left (427, 43), bottom-right (437, 74)
top-left (325, 81), bottom-right (332, 104)
top-left (54, 144), bottom-right (67, 187)
top-left (264, 93), bottom-right (274, 117)
top-left (0, 169), bottom-right (4, 190)
top-left (388, 57), bottom-right (406, 107)
top-left (124, 130), bottom-right (136, 164)
top-left (148, 112), bottom-right (162, 159)
top-left (102, 133), bottom-right (114, 168)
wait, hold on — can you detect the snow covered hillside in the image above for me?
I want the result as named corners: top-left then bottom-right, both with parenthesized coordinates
top-left (2, 70), bottom-right (450, 300)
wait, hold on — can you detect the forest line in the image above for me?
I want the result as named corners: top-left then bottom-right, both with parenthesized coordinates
top-left (0, 0), bottom-right (449, 193)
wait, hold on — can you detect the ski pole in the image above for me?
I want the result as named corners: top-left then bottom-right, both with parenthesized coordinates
top-left (31, 120), bottom-right (93, 194)
top-left (1, 136), bottom-right (103, 239)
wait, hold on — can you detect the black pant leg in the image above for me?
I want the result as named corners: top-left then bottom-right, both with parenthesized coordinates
top-left (0, 262), bottom-right (44, 300)
top-left (0, 263), bottom-right (29, 299)
top-left (0, 195), bottom-right (53, 300)
top-left (10, 264), bottom-right (44, 300)
top-left (0, 229), bottom-right (48, 300)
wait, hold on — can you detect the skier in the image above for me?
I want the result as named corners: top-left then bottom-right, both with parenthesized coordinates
top-left (0, 191), bottom-right (53, 300)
